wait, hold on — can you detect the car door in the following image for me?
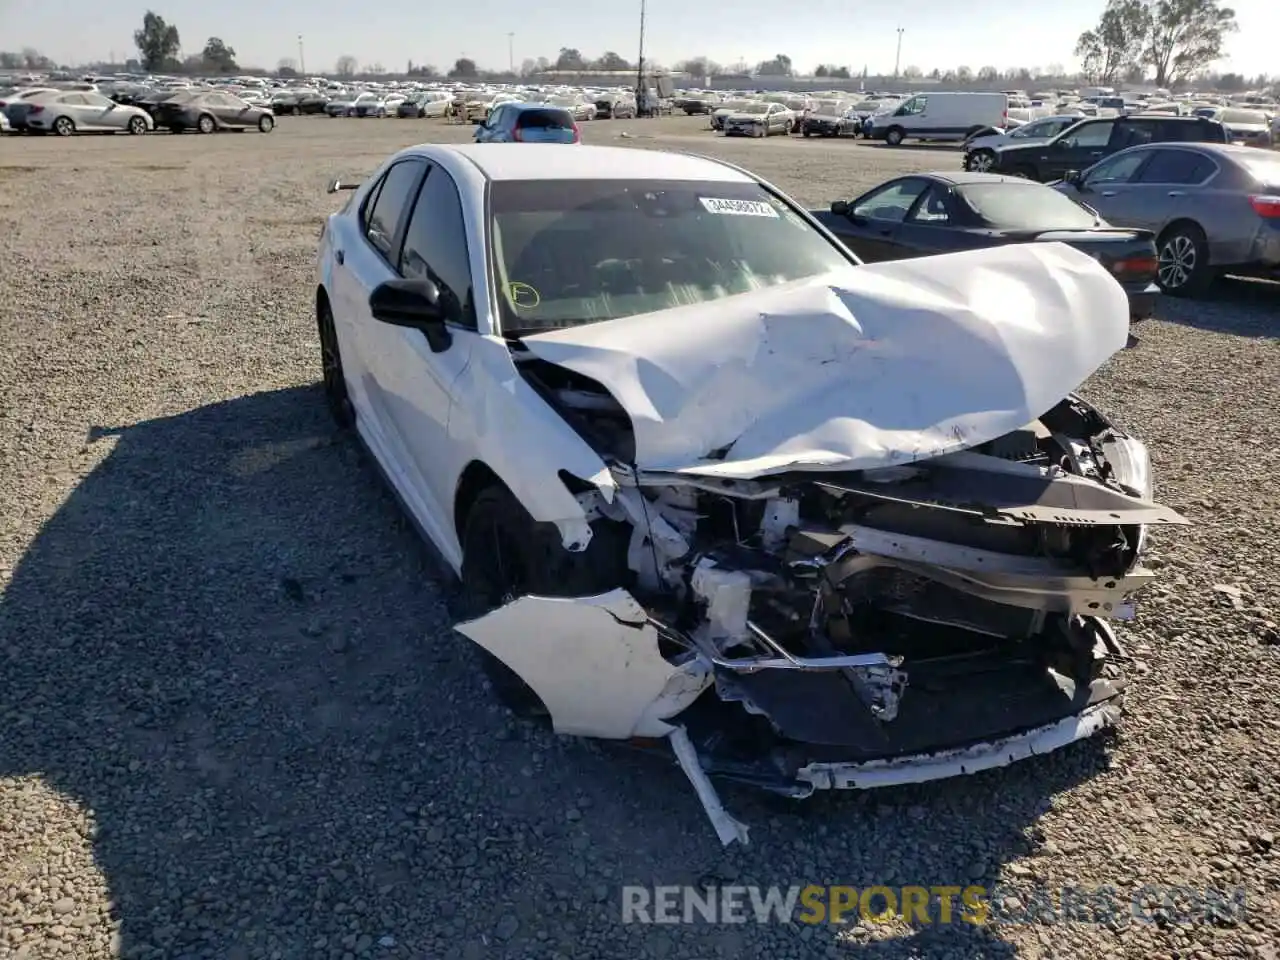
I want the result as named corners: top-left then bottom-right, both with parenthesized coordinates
top-left (329, 158), bottom-right (428, 445)
top-left (1113, 148), bottom-right (1218, 232)
top-left (892, 184), bottom-right (977, 256)
top-left (826, 178), bottom-right (932, 261)
top-left (375, 162), bottom-right (483, 535)
top-left (1040, 119), bottom-right (1116, 180)
top-left (1070, 149), bottom-right (1152, 223)
top-left (74, 92), bottom-right (121, 129)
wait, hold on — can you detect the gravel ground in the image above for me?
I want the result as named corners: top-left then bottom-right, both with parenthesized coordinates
top-left (1, 114), bottom-right (1278, 960)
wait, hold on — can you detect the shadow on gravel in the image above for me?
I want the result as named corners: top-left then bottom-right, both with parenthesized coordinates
top-left (1155, 277), bottom-right (1280, 338)
top-left (0, 385), bottom-right (1106, 959)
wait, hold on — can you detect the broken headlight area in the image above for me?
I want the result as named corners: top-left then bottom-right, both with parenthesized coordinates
top-left (457, 373), bottom-right (1186, 845)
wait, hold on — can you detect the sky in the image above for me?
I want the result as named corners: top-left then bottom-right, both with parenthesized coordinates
top-left (1, 0), bottom-right (1272, 77)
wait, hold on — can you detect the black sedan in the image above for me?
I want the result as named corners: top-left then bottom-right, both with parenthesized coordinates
top-left (811, 172), bottom-right (1160, 321)
top-left (800, 99), bottom-right (850, 137)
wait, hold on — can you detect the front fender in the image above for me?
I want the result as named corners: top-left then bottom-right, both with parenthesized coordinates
top-left (448, 337), bottom-right (616, 551)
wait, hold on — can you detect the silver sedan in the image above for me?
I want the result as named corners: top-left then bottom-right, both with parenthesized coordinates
top-left (24, 91), bottom-right (153, 136)
top-left (1055, 142), bottom-right (1280, 295)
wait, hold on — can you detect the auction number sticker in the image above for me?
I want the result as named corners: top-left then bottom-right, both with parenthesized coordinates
top-left (699, 197), bottom-right (780, 217)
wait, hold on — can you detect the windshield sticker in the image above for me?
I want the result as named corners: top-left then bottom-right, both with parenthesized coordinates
top-left (508, 281), bottom-right (541, 309)
top-left (699, 198), bottom-right (780, 218)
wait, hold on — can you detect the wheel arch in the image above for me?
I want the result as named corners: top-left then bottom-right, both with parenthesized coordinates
top-left (454, 460), bottom-right (505, 544)
top-left (1157, 217), bottom-right (1208, 252)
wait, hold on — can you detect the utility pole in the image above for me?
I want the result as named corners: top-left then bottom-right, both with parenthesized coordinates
top-left (893, 27), bottom-right (904, 80)
top-left (507, 32), bottom-right (514, 74)
top-left (298, 34), bottom-right (305, 75)
top-left (636, 0), bottom-right (647, 107)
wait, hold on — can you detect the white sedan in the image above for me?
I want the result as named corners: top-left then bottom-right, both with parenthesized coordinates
top-left (316, 144), bottom-right (1183, 844)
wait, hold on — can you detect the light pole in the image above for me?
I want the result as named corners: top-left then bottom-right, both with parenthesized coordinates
top-left (298, 34), bottom-right (305, 75)
top-left (893, 27), bottom-right (904, 80)
top-left (507, 32), bottom-right (514, 74)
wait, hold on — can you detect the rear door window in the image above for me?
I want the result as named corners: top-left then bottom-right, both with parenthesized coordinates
top-left (1133, 150), bottom-right (1216, 184)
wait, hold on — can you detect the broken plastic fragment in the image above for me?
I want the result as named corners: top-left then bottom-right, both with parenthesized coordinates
top-left (454, 589), bottom-right (711, 739)
top-left (668, 726), bottom-right (750, 847)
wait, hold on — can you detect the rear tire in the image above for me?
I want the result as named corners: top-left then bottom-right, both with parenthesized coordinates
top-left (458, 485), bottom-right (630, 719)
top-left (53, 116), bottom-right (75, 137)
top-left (317, 298), bottom-right (355, 429)
top-left (197, 113), bottom-right (215, 134)
top-left (1156, 223), bottom-right (1213, 297)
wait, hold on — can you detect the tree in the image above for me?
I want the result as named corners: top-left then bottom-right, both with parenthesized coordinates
top-left (555, 47), bottom-right (587, 70)
top-left (902, 64), bottom-right (923, 79)
top-left (830, 66), bottom-right (850, 79)
top-left (519, 57), bottom-right (538, 76)
top-left (201, 37), bottom-right (237, 73)
top-left (955, 65), bottom-right (973, 82)
top-left (335, 55), bottom-right (358, 76)
top-left (977, 65), bottom-right (998, 81)
top-left (1075, 0), bottom-right (1149, 84)
top-left (277, 57), bottom-right (297, 76)
top-left (1044, 62), bottom-right (1065, 77)
top-left (1216, 71), bottom-right (1245, 90)
top-left (1144, 0), bottom-right (1237, 86)
top-left (134, 11), bottom-right (181, 72)
top-left (814, 64), bottom-right (829, 77)
top-left (755, 53), bottom-right (793, 76)
top-left (0, 49), bottom-right (52, 70)
top-left (927, 67), bottom-right (941, 80)
top-left (594, 50), bottom-right (631, 71)
top-left (449, 57), bottom-right (478, 78)
top-left (674, 56), bottom-right (721, 79)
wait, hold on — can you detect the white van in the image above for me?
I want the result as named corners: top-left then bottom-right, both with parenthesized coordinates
top-left (869, 92), bottom-right (1008, 145)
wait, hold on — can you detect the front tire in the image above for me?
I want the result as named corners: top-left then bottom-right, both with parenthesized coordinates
top-left (885, 126), bottom-right (904, 146)
top-left (258, 114), bottom-right (274, 133)
top-left (459, 485), bottom-right (630, 719)
top-left (965, 148), bottom-right (996, 172)
top-left (1156, 224), bottom-right (1212, 297)
top-left (127, 116), bottom-right (148, 135)
top-left (317, 299), bottom-right (354, 429)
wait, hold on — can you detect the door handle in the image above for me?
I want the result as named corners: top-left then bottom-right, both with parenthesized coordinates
top-left (335, 249), bottom-right (344, 265)
top-left (1101, 191), bottom-right (1117, 197)
top-left (1167, 190), bottom-right (1185, 197)
top-left (878, 229), bottom-right (892, 237)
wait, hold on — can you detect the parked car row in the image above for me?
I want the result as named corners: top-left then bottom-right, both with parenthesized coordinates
top-left (1, 83), bottom-right (275, 135)
top-left (824, 143), bottom-right (1278, 299)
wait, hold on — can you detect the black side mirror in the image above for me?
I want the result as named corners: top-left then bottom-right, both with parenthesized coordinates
top-left (1063, 169), bottom-right (1082, 187)
top-left (369, 279), bottom-right (452, 352)
top-left (830, 199), bottom-right (850, 215)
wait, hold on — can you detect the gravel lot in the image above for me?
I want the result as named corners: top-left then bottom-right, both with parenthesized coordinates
top-left (1, 114), bottom-right (1278, 960)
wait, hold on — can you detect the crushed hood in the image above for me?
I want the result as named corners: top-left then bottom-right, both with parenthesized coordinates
top-left (520, 242), bottom-right (1130, 480)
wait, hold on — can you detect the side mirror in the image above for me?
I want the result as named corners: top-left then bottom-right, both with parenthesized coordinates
top-left (1063, 170), bottom-right (1082, 188)
top-left (830, 199), bottom-right (850, 215)
top-left (369, 279), bottom-right (452, 352)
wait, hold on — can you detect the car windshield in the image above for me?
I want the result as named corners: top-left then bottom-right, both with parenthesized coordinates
top-left (815, 100), bottom-right (844, 112)
top-left (1222, 109), bottom-right (1266, 124)
top-left (489, 179), bottom-right (852, 333)
top-left (740, 103), bottom-right (770, 115)
top-left (550, 96), bottom-right (577, 106)
top-left (958, 182), bottom-right (1099, 230)
top-left (719, 100), bottom-right (749, 110)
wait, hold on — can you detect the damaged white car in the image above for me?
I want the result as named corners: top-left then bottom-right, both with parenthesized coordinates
top-left (317, 144), bottom-right (1187, 844)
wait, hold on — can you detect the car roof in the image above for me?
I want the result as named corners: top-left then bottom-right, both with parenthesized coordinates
top-left (428, 144), bottom-right (756, 183)
top-left (917, 171), bottom-right (1034, 186)
top-left (1107, 141), bottom-right (1265, 161)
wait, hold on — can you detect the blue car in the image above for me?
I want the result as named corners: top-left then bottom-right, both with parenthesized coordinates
top-left (474, 102), bottom-right (580, 144)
